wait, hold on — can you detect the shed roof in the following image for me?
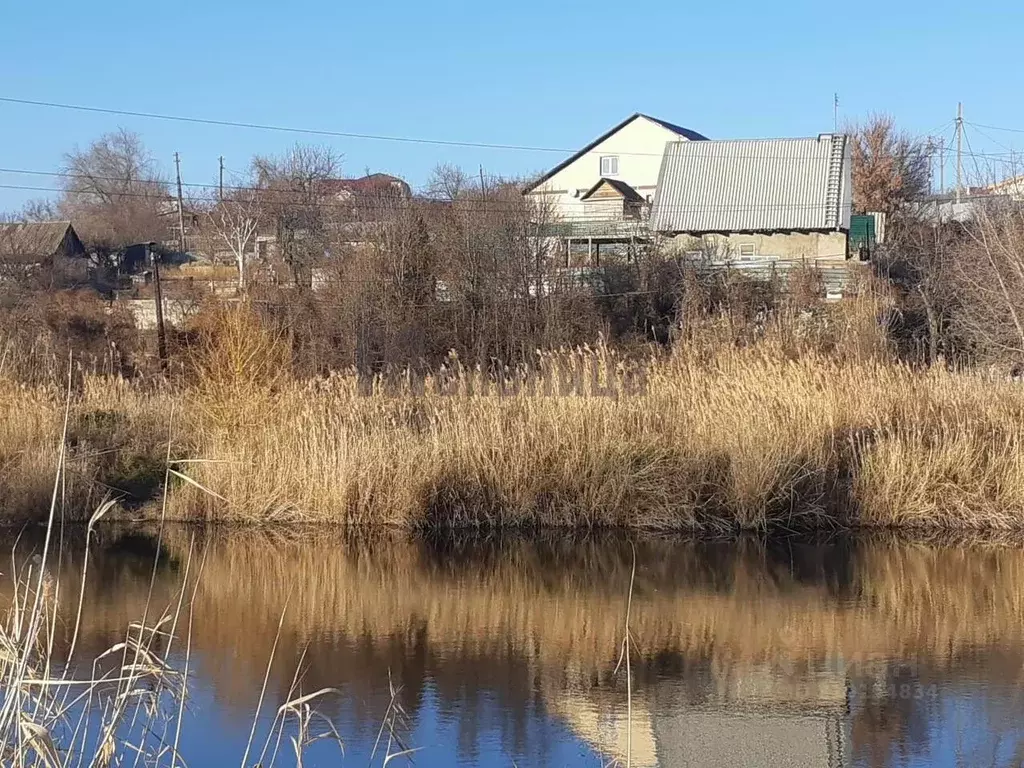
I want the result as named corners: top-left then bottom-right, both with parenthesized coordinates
top-left (649, 135), bottom-right (851, 233)
top-left (0, 221), bottom-right (81, 262)
top-left (580, 178), bottom-right (645, 203)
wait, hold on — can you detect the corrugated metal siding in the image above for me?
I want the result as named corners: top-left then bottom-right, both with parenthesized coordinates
top-left (650, 136), bottom-right (851, 233)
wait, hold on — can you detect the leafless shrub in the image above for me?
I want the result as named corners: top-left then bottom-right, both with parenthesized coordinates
top-left (946, 201), bottom-right (1024, 367)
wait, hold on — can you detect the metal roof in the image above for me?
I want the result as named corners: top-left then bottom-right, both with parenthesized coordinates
top-left (649, 135), bottom-right (851, 233)
top-left (642, 115), bottom-right (708, 142)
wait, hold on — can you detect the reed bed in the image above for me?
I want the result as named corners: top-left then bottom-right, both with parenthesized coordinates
top-left (3, 302), bottom-right (1024, 529)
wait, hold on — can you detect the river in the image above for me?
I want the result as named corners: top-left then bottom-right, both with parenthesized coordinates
top-left (4, 527), bottom-right (1024, 767)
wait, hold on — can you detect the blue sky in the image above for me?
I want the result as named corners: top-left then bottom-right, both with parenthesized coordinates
top-left (2, 0), bottom-right (1024, 211)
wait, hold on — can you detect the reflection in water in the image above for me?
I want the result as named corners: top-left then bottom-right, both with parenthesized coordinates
top-left (4, 528), bottom-right (1024, 767)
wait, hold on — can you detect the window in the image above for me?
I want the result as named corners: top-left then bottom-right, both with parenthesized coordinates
top-left (600, 156), bottom-right (619, 176)
top-left (738, 243), bottom-right (756, 258)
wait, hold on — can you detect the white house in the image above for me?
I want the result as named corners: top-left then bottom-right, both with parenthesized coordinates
top-left (525, 115), bottom-right (857, 275)
top-left (523, 113), bottom-right (707, 262)
top-left (985, 174), bottom-right (1024, 200)
top-left (524, 113), bottom-right (707, 218)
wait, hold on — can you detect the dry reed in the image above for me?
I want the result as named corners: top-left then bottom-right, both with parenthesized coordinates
top-left (3, 300), bottom-right (1024, 529)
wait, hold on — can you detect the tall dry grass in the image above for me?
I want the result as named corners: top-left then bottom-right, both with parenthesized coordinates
top-left (3, 298), bottom-right (1024, 529)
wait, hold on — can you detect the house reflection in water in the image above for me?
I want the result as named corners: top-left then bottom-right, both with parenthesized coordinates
top-left (552, 662), bottom-right (849, 768)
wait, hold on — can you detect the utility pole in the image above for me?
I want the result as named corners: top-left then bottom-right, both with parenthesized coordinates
top-left (174, 152), bottom-right (187, 252)
top-left (149, 242), bottom-right (168, 371)
top-left (219, 155), bottom-right (224, 202)
top-left (939, 138), bottom-right (945, 194)
top-left (955, 102), bottom-right (964, 204)
top-left (926, 137), bottom-right (935, 194)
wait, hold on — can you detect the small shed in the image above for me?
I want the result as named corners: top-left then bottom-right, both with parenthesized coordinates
top-left (580, 178), bottom-right (646, 220)
top-left (0, 221), bottom-right (89, 286)
top-left (0, 221), bottom-right (86, 263)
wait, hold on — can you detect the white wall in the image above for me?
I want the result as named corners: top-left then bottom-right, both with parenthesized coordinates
top-left (527, 117), bottom-right (695, 220)
top-left (666, 232), bottom-right (849, 262)
top-left (120, 298), bottom-right (200, 330)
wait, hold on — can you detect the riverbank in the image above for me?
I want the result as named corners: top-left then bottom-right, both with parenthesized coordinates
top-left (3, 332), bottom-right (1024, 530)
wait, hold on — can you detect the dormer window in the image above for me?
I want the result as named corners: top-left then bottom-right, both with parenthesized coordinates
top-left (600, 156), bottom-right (619, 176)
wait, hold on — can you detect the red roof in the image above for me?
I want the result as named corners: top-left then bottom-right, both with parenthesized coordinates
top-left (321, 174), bottom-right (411, 199)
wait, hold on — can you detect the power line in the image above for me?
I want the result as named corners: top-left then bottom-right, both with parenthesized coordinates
top-left (3, 94), bottom-right (996, 195)
top-left (0, 182), bottom-right (873, 215)
top-left (6, 144), bottom-right (1021, 213)
top-left (0, 94), bottom-right (913, 162)
top-left (0, 96), bottom-right (574, 155)
top-left (964, 122), bottom-right (1021, 157)
top-left (962, 124), bottom-right (996, 185)
top-left (966, 121), bottom-right (1024, 136)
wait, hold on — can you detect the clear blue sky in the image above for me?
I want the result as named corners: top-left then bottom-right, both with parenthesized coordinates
top-left (2, 0), bottom-right (1023, 212)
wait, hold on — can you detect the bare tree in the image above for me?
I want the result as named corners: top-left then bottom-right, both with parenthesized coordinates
top-left (205, 183), bottom-right (264, 291)
top-left (16, 198), bottom-right (60, 222)
top-left (847, 115), bottom-right (930, 231)
top-left (252, 144), bottom-right (342, 288)
top-left (426, 163), bottom-right (471, 202)
top-left (875, 220), bottom-right (960, 365)
top-left (59, 129), bottom-right (171, 249)
top-left (947, 202), bottom-right (1024, 366)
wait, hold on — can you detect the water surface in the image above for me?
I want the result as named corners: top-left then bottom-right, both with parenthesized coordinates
top-left (6, 528), bottom-right (1024, 767)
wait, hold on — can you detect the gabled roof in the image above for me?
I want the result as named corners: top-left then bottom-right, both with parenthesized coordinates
top-left (523, 113), bottom-right (708, 194)
top-left (0, 221), bottom-right (84, 263)
top-left (643, 116), bottom-right (708, 142)
top-left (650, 135), bottom-right (852, 233)
top-left (580, 178), bottom-right (646, 203)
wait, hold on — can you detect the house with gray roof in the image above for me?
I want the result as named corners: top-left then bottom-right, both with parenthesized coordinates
top-left (525, 120), bottom-right (855, 271)
top-left (650, 134), bottom-right (852, 263)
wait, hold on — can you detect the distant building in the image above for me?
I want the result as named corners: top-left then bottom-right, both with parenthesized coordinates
top-left (254, 173), bottom-right (414, 265)
top-left (157, 198), bottom-right (202, 253)
top-left (911, 191), bottom-right (1012, 224)
top-left (321, 173), bottom-right (412, 202)
top-left (984, 174), bottom-right (1024, 200)
top-left (0, 220), bottom-right (89, 287)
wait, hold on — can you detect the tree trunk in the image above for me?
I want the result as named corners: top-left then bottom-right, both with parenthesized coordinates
top-left (237, 251), bottom-right (246, 294)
